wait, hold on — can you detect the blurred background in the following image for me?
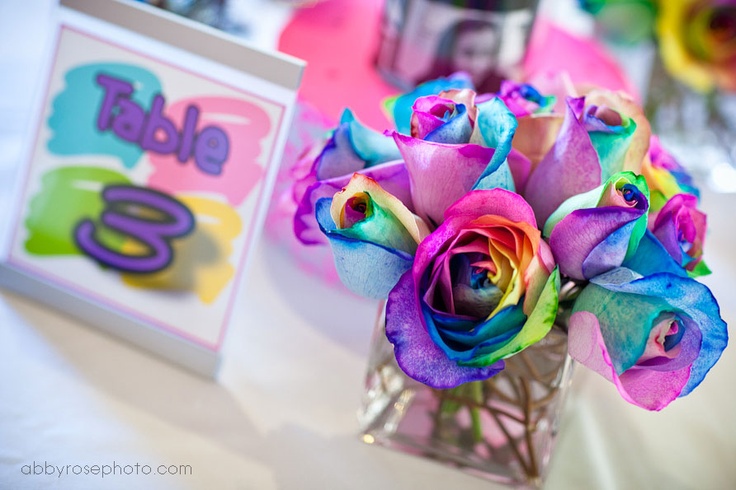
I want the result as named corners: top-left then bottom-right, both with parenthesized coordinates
top-left (1, 1), bottom-right (734, 489)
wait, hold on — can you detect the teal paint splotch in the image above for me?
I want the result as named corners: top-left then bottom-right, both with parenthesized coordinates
top-left (47, 63), bottom-right (162, 169)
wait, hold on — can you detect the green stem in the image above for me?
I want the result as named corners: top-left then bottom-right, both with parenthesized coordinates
top-left (437, 381), bottom-right (486, 444)
top-left (468, 381), bottom-right (484, 444)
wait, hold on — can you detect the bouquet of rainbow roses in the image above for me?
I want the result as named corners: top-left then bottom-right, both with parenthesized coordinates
top-left (292, 72), bottom-right (727, 412)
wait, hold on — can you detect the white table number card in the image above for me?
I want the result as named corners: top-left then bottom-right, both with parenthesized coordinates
top-left (0, 0), bottom-right (304, 376)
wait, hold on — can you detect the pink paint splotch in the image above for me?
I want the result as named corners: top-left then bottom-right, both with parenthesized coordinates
top-left (148, 96), bottom-right (272, 206)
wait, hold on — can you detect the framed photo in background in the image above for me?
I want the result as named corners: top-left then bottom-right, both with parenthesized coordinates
top-left (0, 0), bottom-right (304, 377)
top-left (375, 0), bottom-right (538, 93)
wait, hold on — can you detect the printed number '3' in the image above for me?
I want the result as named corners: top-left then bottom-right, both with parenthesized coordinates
top-left (75, 185), bottom-right (195, 273)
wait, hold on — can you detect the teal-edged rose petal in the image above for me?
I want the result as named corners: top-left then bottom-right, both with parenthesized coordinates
top-left (573, 270), bottom-right (670, 374)
top-left (585, 110), bottom-right (637, 181)
top-left (623, 230), bottom-right (688, 278)
top-left (295, 160), bottom-right (411, 244)
top-left (390, 73), bottom-right (475, 135)
top-left (588, 268), bottom-right (728, 396)
top-left (314, 124), bottom-right (368, 181)
top-left (425, 302), bottom-right (527, 361)
top-left (316, 198), bottom-right (413, 299)
top-left (568, 310), bottom-right (693, 411)
top-left (524, 96), bottom-right (602, 227)
top-left (392, 132), bottom-right (495, 226)
top-left (471, 97), bottom-right (518, 192)
top-left (549, 207), bottom-right (644, 280)
top-left (340, 109), bottom-right (402, 166)
top-left (458, 268), bottom-right (560, 367)
top-left (385, 270), bottom-right (505, 389)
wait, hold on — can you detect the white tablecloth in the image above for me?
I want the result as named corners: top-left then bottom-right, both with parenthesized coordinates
top-left (1, 1), bottom-right (735, 489)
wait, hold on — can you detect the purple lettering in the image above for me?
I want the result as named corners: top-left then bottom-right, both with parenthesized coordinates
top-left (74, 185), bottom-right (195, 273)
top-left (141, 94), bottom-right (179, 154)
top-left (194, 126), bottom-right (229, 175)
top-left (96, 74), bottom-right (134, 131)
top-left (95, 74), bottom-right (230, 176)
top-left (112, 98), bottom-right (145, 143)
top-left (178, 104), bottom-right (199, 164)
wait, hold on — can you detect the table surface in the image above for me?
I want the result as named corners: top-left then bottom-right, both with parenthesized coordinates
top-left (1, 1), bottom-right (735, 489)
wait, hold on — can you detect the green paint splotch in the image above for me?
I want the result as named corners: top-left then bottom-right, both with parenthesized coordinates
top-left (24, 166), bottom-right (131, 256)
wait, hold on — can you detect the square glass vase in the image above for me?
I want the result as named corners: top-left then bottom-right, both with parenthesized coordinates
top-left (358, 304), bottom-right (574, 489)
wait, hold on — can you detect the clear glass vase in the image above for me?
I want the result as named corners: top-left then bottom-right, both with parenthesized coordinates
top-left (358, 304), bottom-right (574, 489)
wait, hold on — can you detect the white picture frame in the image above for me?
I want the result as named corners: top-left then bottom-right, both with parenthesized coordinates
top-left (0, 0), bottom-right (305, 377)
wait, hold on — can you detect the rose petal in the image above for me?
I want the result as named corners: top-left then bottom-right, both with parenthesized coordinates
top-left (623, 230), bottom-right (688, 278)
top-left (576, 270), bottom-right (672, 373)
top-left (549, 207), bottom-right (644, 280)
top-left (294, 160), bottom-right (411, 244)
top-left (330, 173), bottom-right (429, 246)
top-left (392, 132), bottom-right (495, 226)
top-left (498, 80), bottom-right (557, 117)
top-left (511, 114), bottom-right (564, 169)
top-left (589, 269), bottom-right (728, 396)
top-left (586, 110), bottom-right (637, 181)
top-left (569, 311), bottom-right (692, 411)
top-left (340, 109), bottom-right (402, 166)
top-left (411, 96), bottom-right (474, 143)
top-left (617, 365), bottom-right (693, 411)
top-left (543, 185), bottom-right (601, 237)
top-left (583, 88), bottom-right (651, 174)
top-left (385, 271), bottom-right (505, 388)
top-left (471, 97), bottom-right (517, 192)
top-left (314, 124), bottom-right (368, 180)
top-left (440, 188), bottom-right (539, 233)
top-left (524, 96), bottom-right (602, 226)
top-left (507, 148), bottom-right (532, 194)
top-left (427, 303), bottom-right (527, 360)
top-left (638, 315), bottom-right (702, 373)
top-left (316, 198), bottom-right (413, 299)
top-left (580, 220), bottom-right (637, 278)
top-left (460, 268), bottom-right (560, 367)
top-left (650, 193), bottom-right (708, 273)
top-left (388, 73), bottom-right (475, 134)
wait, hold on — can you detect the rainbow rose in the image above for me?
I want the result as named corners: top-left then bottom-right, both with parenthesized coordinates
top-left (385, 189), bottom-right (559, 388)
top-left (388, 87), bottom-right (518, 226)
top-left (639, 136), bottom-right (709, 276)
top-left (496, 80), bottom-right (556, 117)
top-left (641, 135), bottom-right (700, 212)
top-left (657, 0), bottom-right (736, 92)
top-left (568, 265), bottom-right (727, 411)
top-left (518, 90), bottom-right (650, 226)
top-left (301, 74), bottom-right (728, 413)
top-left (385, 72), bottom-right (475, 135)
top-left (316, 173), bottom-right (429, 298)
top-left (649, 193), bottom-right (709, 276)
top-left (543, 171), bottom-right (650, 280)
top-left (294, 109), bottom-right (407, 245)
